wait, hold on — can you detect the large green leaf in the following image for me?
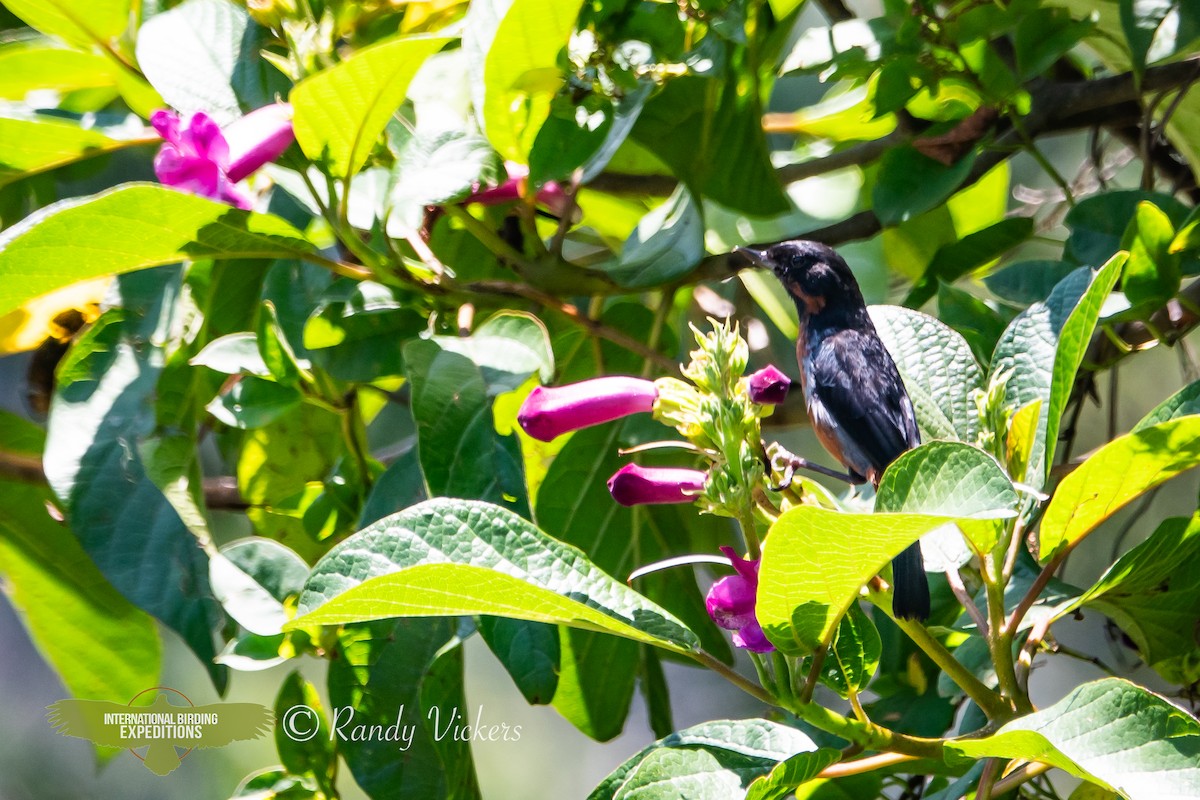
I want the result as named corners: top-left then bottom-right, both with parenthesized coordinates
top-left (0, 473), bottom-right (160, 719)
top-left (1039, 415), bottom-right (1200, 560)
top-left (329, 618), bottom-right (479, 800)
top-left (43, 269), bottom-right (227, 689)
top-left (293, 498), bottom-right (699, 651)
top-left (1134, 378), bottom-right (1200, 430)
top-left (136, 0), bottom-right (284, 121)
top-left (0, 44), bottom-right (117, 100)
top-left (607, 187), bottom-right (704, 288)
top-left (589, 720), bottom-right (824, 800)
top-left (758, 507), bottom-right (952, 654)
top-left (291, 35), bottom-right (450, 178)
top-left (0, 183), bottom-right (315, 319)
top-left (1064, 189), bottom-right (1192, 267)
top-left (820, 603), bottom-right (881, 699)
top-left (990, 254), bottom-right (1123, 489)
top-left (1072, 515), bottom-right (1200, 684)
top-left (875, 441), bottom-right (1018, 520)
top-left (1122, 200), bottom-right (1179, 307)
top-left (868, 306), bottom-right (983, 442)
top-left (0, 117), bottom-right (151, 188)
top-left (873, 146), bottom-right (977, 226)
top-left (949, 678), bottom-right (1200, 799)
top-left (479, 0), bottom-right (585, 162)
top-left (4, 0), bottom-right (131, 51)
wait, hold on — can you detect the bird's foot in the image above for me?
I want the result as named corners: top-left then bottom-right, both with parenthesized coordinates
top-left (763, 442), bottom-right (859, 489)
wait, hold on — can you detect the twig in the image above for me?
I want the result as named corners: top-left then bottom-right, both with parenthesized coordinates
top-left (817, 753), bottom-right (918, 780)
top-left (991, 762), bottom-right (1053, 795)
top-left (946, 566), bottom-right (989, 636)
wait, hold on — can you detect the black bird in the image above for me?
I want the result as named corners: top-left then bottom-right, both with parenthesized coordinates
top-left (735, 240), bottom-right (930, 621)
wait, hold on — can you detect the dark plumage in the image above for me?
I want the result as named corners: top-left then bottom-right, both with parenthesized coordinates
top-left (736, 240), bottom-right (930, 621)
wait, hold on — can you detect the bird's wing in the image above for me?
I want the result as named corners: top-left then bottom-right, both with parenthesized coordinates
top-left (193, 703), bottom-right (274, 748)
top-left (46, 699), bottom-right (142, 748)
top-left (811, 329), bottom-right (917, 474)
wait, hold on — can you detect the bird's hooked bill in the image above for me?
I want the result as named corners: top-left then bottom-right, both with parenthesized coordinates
top-left (733, 246), bottom-right (769, 269)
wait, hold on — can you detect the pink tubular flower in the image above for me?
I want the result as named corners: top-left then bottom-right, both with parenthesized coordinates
top-left (465, 161), bottom-right (571, 218)
top-left (151, 103), bottom-right (294, 209)
top-left (747, 365), bottom-right (791, 405)
top-left (518, 376), bottom-right (657, 442)
top-left (607, 463), bottom-right (706, 507)
top-left (706, 546), bottom-right (774, 653)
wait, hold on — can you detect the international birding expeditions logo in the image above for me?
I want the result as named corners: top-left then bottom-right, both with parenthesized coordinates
top-left (46, 686), bottom-right (273, 775)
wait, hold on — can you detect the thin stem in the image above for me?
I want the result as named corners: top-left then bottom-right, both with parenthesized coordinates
top-left (991, 762), bottom-right (1053, 795)
top-left (977, 758), bottom-right (1001, 800)
top-left (817, 753), bottom-right (917, 780)
top-left (985, 553), bottom-right (1026, 713)
top-left (772, 650), bottom-right (795, 706)
top-left (1016, 617), bottom-right (1052, 691)
top-left (694, 649), bottom-right (776, 706)
top-left (890, 613), bottom-right (1010, 720)
top-left (946, 566), bottom-right (989, 637)
top-left (739, 507), bottom-right (762, 560)
top-left (800, 645), bottom-right (829, 705)
top-left (1006, 548), bottom-right (1069, 637)
top-left (443, 204), bottom-right (532, 270)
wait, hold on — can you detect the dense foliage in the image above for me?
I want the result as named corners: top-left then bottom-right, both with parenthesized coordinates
top-left (2, 0), bottom-right (1200, 797)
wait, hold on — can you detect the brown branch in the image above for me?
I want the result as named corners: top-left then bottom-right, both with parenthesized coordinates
top-left (0, 450), bottom-right (250, 510)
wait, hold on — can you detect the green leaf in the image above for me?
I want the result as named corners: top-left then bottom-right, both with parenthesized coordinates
top-left (868, 305), bottom-right (984, 442)
top-left (1014, 7), bottom-right (1093, 78)
top-left (136, 0), bottom-right (284, 122)
top-left (0, 183), bottom-right (315, 320)
top-left (43, 268), bottom-right (227, 690)
top-left (479, 0), bottom-right (585, 162)
top-left (908, 217), bottom-right (1034, 306)
top-left (758, 507), bottom-right (953, 653)
top-left (936, 283), bottom-right (1009, 368)
top-left (274, 671), bottom-right (337, 789)
top-left (821, 603), bottom-right (881, 699)
top-left (1134, 378), bottom-right (1200, 430)
top-left (1120, 0), bottom-right (1179, 77)
top-left (207, 376), bottom-right (302, 429)
top-left (236, 408), bottom-right (344, 564)
top-left (631, 73), bottom-right (790, 215)
top-left (983, 259), bottom-right (1078, 305)
top-left (293, 498), bottom-right (700, 651)
top-left (876, 441), bottom-right (1017, 553)
top-left (990, 254), bottom-right (1124, 490)
top-left (1039, 415), bottom-right (1200, 561)
top-left (589, 719), bottom-right (823, 800)
top-left (329, 618), bottom-right (480, 800)
top-left (4, 0), bottom-right (131, 51)
top-left (745, 749), bottom-right (843, 800)
top-left (607, 186), bottom-right (704, 288)
top-left (873, 146), bottom-right (977, 226)
top-left (1065, 189), bottom-right (1191, 267)
top-left (0, 116), bottom-right (150, 189)
top-left (1074, 515), bottom-right (1200, 683)
top-left (303, 281), bottom-right (426, 382)
top-left (190, 332), bottom-right (272, 377)
top-left (1122, 200), bottom-right (1179, 307)
top-left (0, 44), bottom-right (116, 100)
top-left (388, 132), bottom-right (504, 232)
top-left (0, 480), bottom-right (160, 715)
top-left (257, 301), bottom-right (307, 386)
top-left (291, 35), bottom-right (450, 178)
top-left (948, 678), bottom-right (1200, 798)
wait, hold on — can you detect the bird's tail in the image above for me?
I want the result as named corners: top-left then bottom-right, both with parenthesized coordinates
top-left (892, 542), bottom-right (930, 621)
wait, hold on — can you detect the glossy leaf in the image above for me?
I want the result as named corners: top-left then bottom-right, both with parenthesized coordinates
top-left (758, 507), bottom-right (953, 653)
top-left (984, 259), bottom-right (1079, 305)
top-left (821, 603), bottom-right (881, 699)
top-left (1039, 415), bottom-right (1200, 560)
top-left (873, 146), bottom-right (976, 226)
top-left (949, 678), bottom-right (1200, 799)
top-left (608, 187), bottom-right (704, 289)
top-left (869, 305), bottom-right (983, 442)
top-left (206, 376), bottom-right (301, 429)
top-left (274, 671), bottom-right (337, 790)
top-left (4, 0), bottom-right (131, 51)
top-left (480, 0), bottom-right (585, 161)
top-left (875, 441), bottom-right (1017, 520)
top-left (293, 498), bottom-right (700, 652)
top-left (589, 720), bottom-right (823, 800)
top-left (291, 35), bottom-right (451, 177)
top-left (1065, 189), bottom-right (1191, 267)
top-left (1134, 378), bottom-right (1200, 430)
top-left (1074, 515), bottom-right (1200, 684)
top-left (1122, 200), bottom-right (1179, 306)
top-left (136, 0), bottom-right (283, 121)
top-left (0, 45), bottom-right (116, 100)
top-left (745, 749), bottom-right (842, 800)
top-left (0, 117), bottom-right (151, 189)
top-left (0, 183), bottom-right (314, 319)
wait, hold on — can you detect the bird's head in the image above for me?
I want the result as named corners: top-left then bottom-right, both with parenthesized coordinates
top-left (734, 240), bottom-right (862, 316)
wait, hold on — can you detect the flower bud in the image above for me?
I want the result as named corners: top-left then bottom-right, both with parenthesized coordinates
top-left (224, 103), bottom-right (295, 182)
top-left (606, 464), bottom-right (706, 506)
top-left (517, 376), bottom-right (657, 442)
top-left (746, 365), bottom-right (791, 405)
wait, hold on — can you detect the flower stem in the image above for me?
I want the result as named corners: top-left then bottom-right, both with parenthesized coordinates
top-left (738, 507), bottom-right (761, 560)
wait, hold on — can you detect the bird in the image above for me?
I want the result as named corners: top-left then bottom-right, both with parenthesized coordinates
top-left (735, 240), bottom-right (930, 621)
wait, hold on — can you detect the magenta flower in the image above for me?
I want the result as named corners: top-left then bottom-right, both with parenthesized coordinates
top-left (747, 365), bottom-right (791, 405)
top-left (465, 161), bottom-right (571, 218)
top-left (706, 546), bottom-right (774, 653)
top-left (151, 103), bottom-right (294, 209)
top-left (518, 376), bottom-right (657, 442)
top-left (607, 463), bottom-right (706, 507)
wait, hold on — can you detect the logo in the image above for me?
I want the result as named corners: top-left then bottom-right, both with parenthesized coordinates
top-left (47, 687), bottom-right (273, 775)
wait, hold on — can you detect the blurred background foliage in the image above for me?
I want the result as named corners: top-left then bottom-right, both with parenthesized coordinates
top-left (1, 0), bottom-right (1200, 797)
